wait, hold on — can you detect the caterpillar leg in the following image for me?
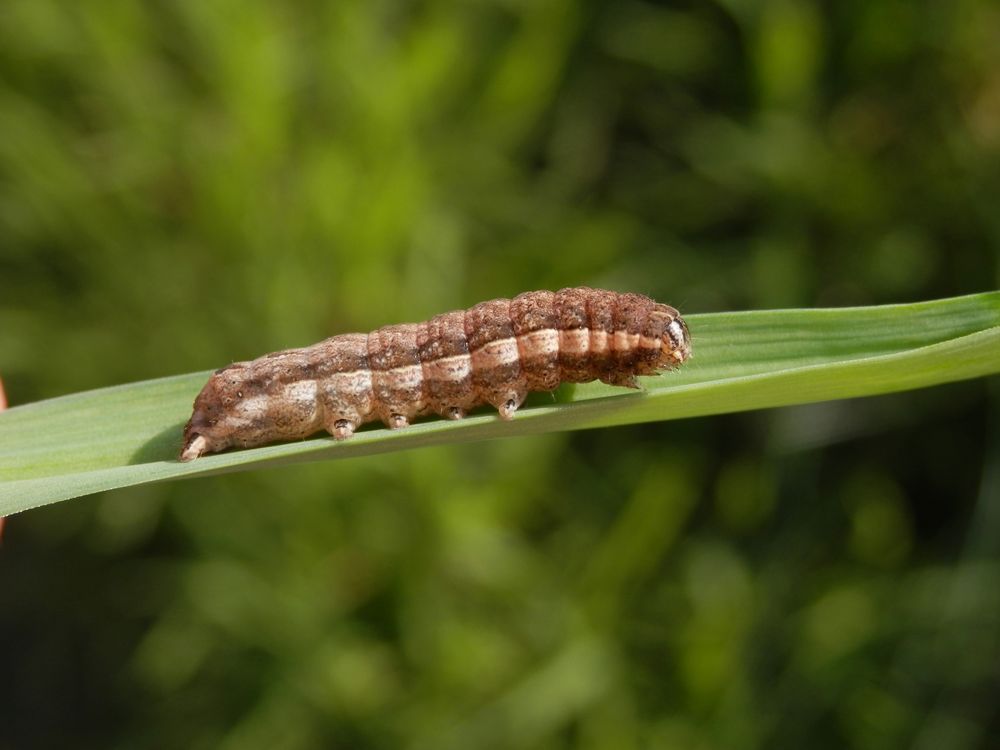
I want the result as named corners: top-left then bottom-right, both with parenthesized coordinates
top-left (445, 406), bottom-right (466, 420)
top-left (600, 372), bottom-right (640, 389)
top-left (495, 391), bottom-right (527, 420)
top-left (388, 413), bottom-right (409, 429)
top-left (330, 419), bottom-right (357, 440)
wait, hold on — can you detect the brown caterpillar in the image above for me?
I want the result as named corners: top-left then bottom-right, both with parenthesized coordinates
top-left (180, 287), bottom-right (691, 460)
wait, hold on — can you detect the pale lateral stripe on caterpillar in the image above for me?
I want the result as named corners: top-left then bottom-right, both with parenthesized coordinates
top-left (180, 287), bottom-right (691, 460)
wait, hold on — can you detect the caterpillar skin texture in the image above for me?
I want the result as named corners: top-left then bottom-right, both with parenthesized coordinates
top-left (180, 288), bottom-right (691, 461)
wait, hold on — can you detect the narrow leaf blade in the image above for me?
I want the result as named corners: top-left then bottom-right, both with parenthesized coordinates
top-left (2, 292), bottom-right (998, 515)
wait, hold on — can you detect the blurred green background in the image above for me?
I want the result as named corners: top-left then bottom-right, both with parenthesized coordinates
top-left (2, 0), bottom-right (999, 748)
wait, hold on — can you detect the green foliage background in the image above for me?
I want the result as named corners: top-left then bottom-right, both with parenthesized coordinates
top-left (1, 1), bottom-right (999, 748)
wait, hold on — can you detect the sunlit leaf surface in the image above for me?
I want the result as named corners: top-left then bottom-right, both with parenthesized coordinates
top-left (1, 292), bottom-right (998, 515)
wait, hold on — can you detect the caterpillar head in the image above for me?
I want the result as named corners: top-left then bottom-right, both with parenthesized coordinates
top-left (655, 308), bottom-right (692, 370)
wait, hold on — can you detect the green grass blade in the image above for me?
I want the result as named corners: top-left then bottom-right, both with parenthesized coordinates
top-left (2, 291), bottom-right (999, 515)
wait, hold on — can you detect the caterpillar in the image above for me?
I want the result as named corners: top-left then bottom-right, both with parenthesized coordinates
top-left (180, 287), bottom-right (691, 460)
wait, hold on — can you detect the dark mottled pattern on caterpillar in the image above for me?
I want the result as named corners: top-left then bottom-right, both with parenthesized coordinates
top-left (180, 288), bottom-right (691, 460)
